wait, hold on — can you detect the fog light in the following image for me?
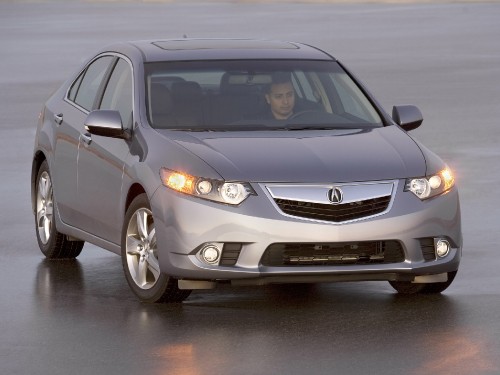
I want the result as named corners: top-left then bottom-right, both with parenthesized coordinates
top-left (200, 244), bottom-right (222, 265)
top-left (436, 239), bottom-right (450, 258)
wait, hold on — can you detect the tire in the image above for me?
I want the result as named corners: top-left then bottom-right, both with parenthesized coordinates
top-left (35, 160), bottom-right (84, 259)
top-left (389, 271), bottom-right (457, 295)
top-left (121, 193), bottom-right (191, 303)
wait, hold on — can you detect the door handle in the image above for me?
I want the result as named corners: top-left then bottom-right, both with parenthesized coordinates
top-left (54, 113), bottom-right (63, 125)
top-left (80, 133), bottom-right (92, 146)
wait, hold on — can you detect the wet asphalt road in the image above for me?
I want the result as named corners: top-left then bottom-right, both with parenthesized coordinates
top-left (1, 2), bottom-right (500, 374)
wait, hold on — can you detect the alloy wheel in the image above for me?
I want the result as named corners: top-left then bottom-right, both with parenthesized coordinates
top-left (125, 208), bottom-right (160, 290)
top-left (36, 171), bottom-right (53, 245)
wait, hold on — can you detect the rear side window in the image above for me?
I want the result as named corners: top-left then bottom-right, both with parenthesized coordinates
top-left (67, 72), bottom-right (83, 102)
top-left (70, 56), bottom-right (114, 111)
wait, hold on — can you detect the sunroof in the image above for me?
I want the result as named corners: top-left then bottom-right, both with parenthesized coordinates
top-left (152, 39), bottom-right (299, 51)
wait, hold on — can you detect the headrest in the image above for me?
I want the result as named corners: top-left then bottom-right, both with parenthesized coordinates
top-left (171, 81), bottom-right (203, 100)
top-left (150, 83), bottom-right (173, 115)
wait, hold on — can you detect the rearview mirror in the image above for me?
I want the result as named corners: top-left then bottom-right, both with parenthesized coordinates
top-left (84, 110), bottom-right (130, 140)
top-left (392, 105), bottom-right (423, 131)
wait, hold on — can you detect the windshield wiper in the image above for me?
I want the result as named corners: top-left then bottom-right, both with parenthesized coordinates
top-left (170, 123), bottom-right (282, 132)
top-left (165, 124), bottom-right (372, 132)
top-left (283, 124), bottom-right (373, 131)
top-left (284, 126), bottom-right (336, 131)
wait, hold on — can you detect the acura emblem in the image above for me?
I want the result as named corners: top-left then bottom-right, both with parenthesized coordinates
top-left (328, 187), bottom-right (343, 204)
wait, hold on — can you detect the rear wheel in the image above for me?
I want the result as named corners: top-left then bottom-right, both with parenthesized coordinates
top-left (35, 160), bottom-right (84, 259)
top-left (121, 193), bottom-right (191, 303)
top-left (389, 271), bottom-right (457, 294)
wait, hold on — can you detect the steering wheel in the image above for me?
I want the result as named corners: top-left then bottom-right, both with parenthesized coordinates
top-left (288, 110), bottom-right (320, 120)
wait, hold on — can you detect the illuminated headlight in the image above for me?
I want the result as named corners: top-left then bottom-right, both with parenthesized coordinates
top-left (220, 183), bottom-right (249, 204)
top-left (405, 167), bottom-right (455, 200)
top-left (160, 168), bottom-right (255, 205)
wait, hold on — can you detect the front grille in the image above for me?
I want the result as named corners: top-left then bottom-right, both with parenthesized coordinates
top-left (274, 196), bottom-right (391, 223)
top-left (261, 241), bottom-right (405, 266)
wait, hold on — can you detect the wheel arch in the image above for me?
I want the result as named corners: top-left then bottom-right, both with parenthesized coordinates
top-left (125, 183), bottom-right (147, 215)
top-left (31, 151), bottom-right (47, 214)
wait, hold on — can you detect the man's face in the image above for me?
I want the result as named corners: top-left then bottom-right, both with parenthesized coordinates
top-left (265, 82), bottom-right (295, 120)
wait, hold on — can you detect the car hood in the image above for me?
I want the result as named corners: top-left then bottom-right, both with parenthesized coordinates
top-left (159, 126), bottom-right (426, 183)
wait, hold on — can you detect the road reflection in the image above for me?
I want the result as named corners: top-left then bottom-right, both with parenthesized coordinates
top-left (35, 259), bottom-right (85, 310)
top-left (412, 332), bottom-right (497, 375)
top-left (34, 259), bottom-right (498, 375)
top-left (151, 344), bottom-right (200, 375)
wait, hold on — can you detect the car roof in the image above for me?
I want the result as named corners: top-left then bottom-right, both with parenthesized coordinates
top-left (107, 39), bottom-right (336, 62)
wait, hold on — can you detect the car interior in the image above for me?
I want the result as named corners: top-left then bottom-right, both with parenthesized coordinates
top-left (149, 72), bottom-right (323, 129)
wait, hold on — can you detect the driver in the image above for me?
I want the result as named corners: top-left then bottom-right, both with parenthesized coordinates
top-left (264, 72), bottom-right (296, 120)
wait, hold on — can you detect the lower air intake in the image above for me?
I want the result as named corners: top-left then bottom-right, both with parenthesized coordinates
top-left (261, 241), bottom-right (405, 266)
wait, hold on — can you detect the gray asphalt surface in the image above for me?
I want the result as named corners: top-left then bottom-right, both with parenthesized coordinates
top-left (1, 2), bottom-right (500, 374)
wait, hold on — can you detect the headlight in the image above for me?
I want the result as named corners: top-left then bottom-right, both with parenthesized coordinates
top-left (405, 167), bottom-right (455, 200)
top-left (160, 168), bottom-right (255, 205)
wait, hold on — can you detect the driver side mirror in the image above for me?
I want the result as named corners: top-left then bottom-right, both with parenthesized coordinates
top-left (84, 110), bottom-right (130, 140)
top-left (392, 105), bottom-right (423, 131)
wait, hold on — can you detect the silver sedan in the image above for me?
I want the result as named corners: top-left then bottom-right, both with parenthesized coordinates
top-left (31, 39), bottom-right (462, 302)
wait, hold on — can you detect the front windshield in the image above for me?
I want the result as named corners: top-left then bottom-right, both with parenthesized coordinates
top-left (145, 60), bottom-right (383, 131)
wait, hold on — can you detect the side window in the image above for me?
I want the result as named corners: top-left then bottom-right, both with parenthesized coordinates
top-left (73, 56), bottom-right (114, 111)
top-left (293, 71), bottom-right (316, 102)
top-left (332, 72), bottom-right (381, 123)
top-left (68, 72), bottom-right (83, 102)
top-left (100, 58), bottom-right (133, 128)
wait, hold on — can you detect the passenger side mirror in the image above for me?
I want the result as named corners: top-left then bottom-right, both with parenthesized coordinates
top-left (392, 105), bottom-right (423, 131)
top-left (84, 110), bottom-right (130, 140)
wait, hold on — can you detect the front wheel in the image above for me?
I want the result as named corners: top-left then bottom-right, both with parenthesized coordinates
top-left (35, 160), bottom-right (84, 259)
top-left (389, 271), bottom-right (457, 295)
top-left (121, 193), bottom-right (191, 303)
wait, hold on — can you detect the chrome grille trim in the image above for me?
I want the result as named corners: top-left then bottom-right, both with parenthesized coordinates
top-left (264, 181), bottom-right (396, 224)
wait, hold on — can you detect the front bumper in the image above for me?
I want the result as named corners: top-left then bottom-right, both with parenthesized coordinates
top-left (150, 179), bottom-right (462, 284)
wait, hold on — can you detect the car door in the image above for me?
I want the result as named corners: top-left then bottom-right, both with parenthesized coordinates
top-left (76, 57), bottom-right (133, 245)
top-left (52, 55), bottom-right (115, 225)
